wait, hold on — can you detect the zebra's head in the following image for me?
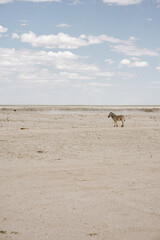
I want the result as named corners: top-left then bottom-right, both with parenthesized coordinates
top-left (108, 112), bottom-right (112, 118)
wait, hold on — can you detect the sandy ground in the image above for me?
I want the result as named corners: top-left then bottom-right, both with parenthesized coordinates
top-left (0, 106), bottom-right (160, 240)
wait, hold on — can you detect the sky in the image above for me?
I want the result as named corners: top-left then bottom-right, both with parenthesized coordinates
top-left (0, 0), bottom-right (160, 105)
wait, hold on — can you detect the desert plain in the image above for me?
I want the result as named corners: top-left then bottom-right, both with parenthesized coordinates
top-left (0, 106), bottom-right (160, 240)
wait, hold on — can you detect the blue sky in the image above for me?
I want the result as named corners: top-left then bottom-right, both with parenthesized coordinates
top-left (0, 0), bottom-right (160, 105)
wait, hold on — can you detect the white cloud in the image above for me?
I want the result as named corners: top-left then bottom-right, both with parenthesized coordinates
top-left (69, 0), bottom-right (84, 5)
top-left (0, 25), bottom-right (8, 33)
top-left (89, 82), bottom-right (113, 87)
top-left (0, 0), bottom-right (60, 2)
top-left (157, 0), bottom-right (160, 7)
top-left (0, 48), bottom-right (79, 82)
top-left (12, 33), bottom-right (20, 39)
top-left (147, 18), bottom-right (152, 21)
top-left (118, 72), bottom-right (134, 79)
top-left (147, 85), bottom-right (160, 89)
top-left (150, 81), bottom-right (160, 84)
top-left (132, 61), bottom-right (148, 67)
top-left (149, 81), bottom-right (160, 89)
top-left (104, 59), bottom-right (114, 64)
top-left (103, 0), bottom-right (142, 6)
top-left (18, 19), bottom-right (29, 26)
top-left (20, 31), bottom-right (132, 49)
top-left (20, 19), bottom-right (29, 22)
top-left (156, 66), bottom-right (160, 72)
top-left (0, 0), bottom-right (13, 3)
top-left (55, 60), bottom-right (100, 74)
top-left (18, 0), bottom-right (60, 2)
top-left (0, 48), bottom-right (113, 86)
top-left (21, 23), bottom-right (27, 26)
top-left (58, 71), bottom-right (91, 80)
top-left (120, 58), bottom-right (148, 67)
top-left (21, 31), bottom-right (88, 49)
top-left (120, 58), bottom-right (131, 66)
top-left (94, 71), bottom-right (114, 77)
top-left (112, 44), bottom-right (158, 57)
top-left (56, 23), bottom-right (71, 28)
top-left (87, 34), bottom-right (130, 45)
top-left (20, 19), bottom-right (29, 23)
top-left (19, 31), bottom-right (158, 60)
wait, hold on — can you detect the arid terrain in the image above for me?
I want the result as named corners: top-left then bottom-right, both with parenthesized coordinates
top-left (0, 106), bottom-right (160, 240)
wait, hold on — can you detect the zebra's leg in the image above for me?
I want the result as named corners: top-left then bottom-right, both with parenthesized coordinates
top-left (114, 120), bottom-right (118, 127)
top-left (121, 120), bottom-right (124, 127)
